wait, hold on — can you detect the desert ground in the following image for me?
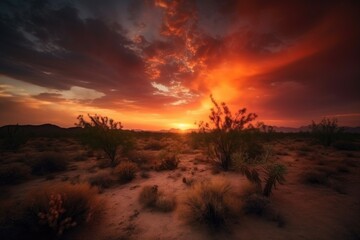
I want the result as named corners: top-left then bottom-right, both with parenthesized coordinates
top-left (0, 131), bottom-right (359, 240)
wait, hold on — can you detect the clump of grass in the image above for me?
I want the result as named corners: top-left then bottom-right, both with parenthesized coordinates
top-left (88, 173), bottom-right (115, 190)
top-left (179, 178), bottom-right (241, 230)
top-left (0, 163), bottom-right (31, 185)
top-left (143, 139), bottom-right (165, 150)
top-left (114, 161), bottom-right (137, 183)
top-left (0, 183), bottom-right (102, 239)
top-left (138, 185), bottom-right (176, 212)
top-left (30, 152), bottom-right (68, 176)
top-left (156, 151), bottom-right (179, 171)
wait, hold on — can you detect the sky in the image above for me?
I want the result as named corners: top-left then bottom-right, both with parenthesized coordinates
top-left (0, 0), bottom-right (359, 130)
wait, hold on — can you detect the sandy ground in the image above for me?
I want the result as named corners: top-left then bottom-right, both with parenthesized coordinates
top-left (1, 137), bottom-right (359, 240)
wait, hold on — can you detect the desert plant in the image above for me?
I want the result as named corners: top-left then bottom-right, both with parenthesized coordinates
top-left (263, 164), bottom-right (286, 197)
top-left (310, 118), bottom-right (342, 146)
top-left (180, 178), bottom-right (241, 229)
top-left (30, 152), bottom-right (68, 176)
top-left (138, 185), bottom-right (176, 212)
top-left (88, 173), bottom-right (115, 189)
top-left (0, 183), bottom-right (101, 239)
top-left (114, 161), bottom-right (137, 183)
top-left (156, 151), bottom-right (179, 170)
top-left (1, 124), bottom-right (29, 151)
top-left (0, 163), bottom-right (31, 185)
top-left (139, 185), bottom-right (159, 208)
top-left (198, 95), bottom-right (258, 170)
top-left (76, 114), bottom-right (133, 167)
top-left (143, 139), bottom-right (165, 150)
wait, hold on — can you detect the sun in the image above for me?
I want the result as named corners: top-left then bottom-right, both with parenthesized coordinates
top-left (175, 123), bottom-right (192, 131)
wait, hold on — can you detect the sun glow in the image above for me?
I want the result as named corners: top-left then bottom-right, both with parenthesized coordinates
top-left (174, 123), bottom-right (193, 131)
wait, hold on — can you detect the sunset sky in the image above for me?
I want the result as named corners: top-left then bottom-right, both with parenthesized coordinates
top-left (0, 0), bottom-right (359, 130)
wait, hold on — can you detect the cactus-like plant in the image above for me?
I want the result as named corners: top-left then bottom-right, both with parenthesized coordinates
top-left (263, 164), bottom-right (286, 197)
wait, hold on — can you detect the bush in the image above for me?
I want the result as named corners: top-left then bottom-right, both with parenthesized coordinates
top-left (179, 178), bottom-right (241, 229)
top-left (0, 183), bottom-right (101, 239)
top-left (114, 161), bottom-right (137, 183)
top-left (31, 152), bottom-right (68, 176)
top-left (139, 185), bottom-right (159, 208)
top-left (138, 185), bottom-right (176, 212)
top-left (1, 124), bottom-right (29, 151)
top-left (76, 114), bottom-right (133, 167)
top-left (0, 163), bottom-right (31, 185)
top-left (88, 173), bottom-right (115, 190)
top-left (156, 151), bottom-right (179, 171)
top-left (198, 95), bottom-right (258, 171)
top-left (310, 118), bottom-right (342, 146)
top-left (143, 139), bottom-right (165, 150)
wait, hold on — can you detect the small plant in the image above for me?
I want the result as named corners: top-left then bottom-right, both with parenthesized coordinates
top-left (310, 118), bottom-right (342, 146)
top-left (263, 164), bottom-right (286, 197)
top-left (156, 151), bottom-right (179, 170)
top-left (143, 139), bottom-right (165, 150)
top-left (179, 178), bottom-right (241, 229)
top-left (88, 173), bottom-right (115, 190)
top-left (76, 114), bottom-right (133, 167)
top-left (0, 183), bottom-right (101, 239)
top-left (198, 95), bottom-right (258, 171)
top-left (30, 152), bottom-right (68, 176)
top-left (138, 185), bottom-right (176, 212)
top-left (139, 185), bottom-right (159, 208)
top-left (1, 124), bottom-right (28, 151)
top-left (114, 161), bottom-right (137, 183)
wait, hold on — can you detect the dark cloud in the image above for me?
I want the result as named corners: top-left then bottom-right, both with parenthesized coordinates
top-left (0, 0), bottom-right (359, 127)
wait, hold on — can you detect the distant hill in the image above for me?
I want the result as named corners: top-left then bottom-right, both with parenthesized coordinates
top-left (0, 124), bottom-right (359, 136)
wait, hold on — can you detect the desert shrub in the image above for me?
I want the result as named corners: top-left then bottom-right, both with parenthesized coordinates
top-left (139, 185), bottom-right (159, 208)
top-left (156, 151), bottom-right (179, 171)
top-left (0, 183), bottom-right (101, 239)
top-left (154, 195), bottom-right (176, 212)
top-left (0, 124), bottom-right (29, 151)
top-left (0, 163), bottom-right (31, 185)
top-left (31, 152), bottom-right (68, 176)
top-left (333, 140), bottom-right (360, 151)
top-left (88, 173), bottom-right (115, 189)
top-left (198, 95), bottom-right (258, 171)
top-left (263, 164), bottom-right (286, 197)
top-left (138, 185), bottom-right (176, 212)
top-left (310, 118), bottom-right (342, 146)
top-left (180, 178), bottom-right (241, 229)
top-left (114, 161), bottom-right (137, 183)
top-left (76, 114), bottom-right (133, 167)
top-left (243, 194), bottom-right (270, 216)
top-left (143, 139), bottom-right (165, 150)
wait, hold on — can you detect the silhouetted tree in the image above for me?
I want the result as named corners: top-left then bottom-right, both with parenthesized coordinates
top-left (76, 114), bottom-right (132, 167)
top-left (199, 95), bottom-right (257, 170)
top-left (310, 118), bottom-right (342, 146)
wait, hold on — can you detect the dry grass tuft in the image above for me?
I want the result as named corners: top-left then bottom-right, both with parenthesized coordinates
top-left (155, 152), bottom-right (179, 171)
top-left (30, 152), bottom-right (68, 176)
top-left (114, 161), bottom-right (138, 183)
top-left (88, 172), bottom-right (115, 191)
top-left (179, 178), bottom-right (241, 230)
top-left (0, 183), bottom-right (102, 239)
top-left (138, 185), bottom-right (176, 212)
